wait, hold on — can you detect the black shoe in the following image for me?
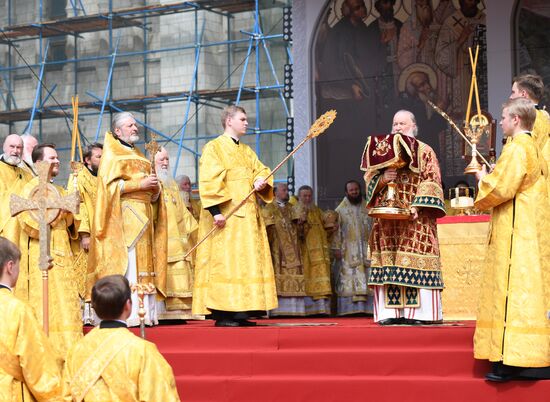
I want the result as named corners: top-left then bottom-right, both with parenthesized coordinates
top-left (378, 318), bottom-right (400, 326)
top-left (485, 372), bottom-right (523, 382)
top-left (404, 319), bottom-right (425, 326)
top-left (237, 319), bottom-right (257, 327)
top-left (215, 319), bottom-right (240, 327)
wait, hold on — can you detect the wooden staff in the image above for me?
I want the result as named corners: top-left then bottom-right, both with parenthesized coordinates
top-left (184, 110), bottom-right (337, 259)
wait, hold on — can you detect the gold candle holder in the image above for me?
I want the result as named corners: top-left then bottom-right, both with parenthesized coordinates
top-left (464, 114), bottom-right (488, 175)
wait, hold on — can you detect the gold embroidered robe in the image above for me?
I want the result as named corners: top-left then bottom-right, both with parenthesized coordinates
top-left (87, 131), bottom-right (167, 297)
top-left (15, 178), bottom-right (82, 358)
top-left (364, 140), bottom-right (446, 291)
top-left (0, 288), bottom-right (63, 402)
top-left (159, 178), bottom-right (198, 315)
top-left (193, 134), bottom-right (277, 315)
top-left (299, 204), bottom-right (332, 298)
top-left (62, 327), bottom-right (180, 402)
top-left (0, 159), bottom-right (33, 244)
top-left (533, 109), bottom-right (550, 194)
top-left (332, 197), bottom-right (371, 299)
top-left (67, 166), bottom-right (97, 298)
top-left (262, 201), bottom-right (305, 297)
top-left (473, 133), bottom-right (550, 367)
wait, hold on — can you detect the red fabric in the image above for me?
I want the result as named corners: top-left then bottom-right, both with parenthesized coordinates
top-left (85, 318), bottom-right (550, 401)
top-left (437, 215), bottom-right (491, 224)
top-left (360, 134), bottom-right (420, 172)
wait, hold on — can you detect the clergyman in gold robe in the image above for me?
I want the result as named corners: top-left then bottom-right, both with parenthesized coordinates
top-left (63, 275), bottom-right (180, 401)
top-left (155, 147), bottom-right (199, 322)
top-left (510, 74), bottom-right (550, 194)
top-left (16, 144), bottom-right (83, 358)
top-left (262, 182), bottom-right (307, 316)
top-left (193, 105), bottom-right (277, 326)
top-left (296, 185), bottom-right (332, 315)
top-left (0, 135), bottom-right (33, 244)
top-left (0, 236), bottom-right (63, 402)
top-left (473, 98), bottom-right (550, 382)
top-left (88, 112), bottom-right (168, 327)
top-left (68, 142), bottom-right (102, 325)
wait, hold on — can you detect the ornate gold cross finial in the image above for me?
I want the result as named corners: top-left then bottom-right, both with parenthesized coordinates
top-left (9, 161), bottom-right (80, 334)
top-left (145, 133), bottom-right (160, 174)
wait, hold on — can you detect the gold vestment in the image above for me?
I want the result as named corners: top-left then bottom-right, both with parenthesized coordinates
top-left (193, 134), bottom-right (277, 314)
top-left (474, 132), bottom-right (550, 367)
top-left (159, 178), bottom-right (198, 316)
top-left (62, 327), bottom-right (180, 401)
top-left (262, 201), bottom-right (305, 297)
top-left (87, 131), bottom-right (168, 297)
top-left (299, 204), bottom-right (332, 298)
top-left (0, 159), bottom-right (32, 244)
top-left (0, 287), bottom-right (63, 402)
top-left (15, 178), bottom-right (83, 358)
top-left (68, 166), bottom-right (97, 298)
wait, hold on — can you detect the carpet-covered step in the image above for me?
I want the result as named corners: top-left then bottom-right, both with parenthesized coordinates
top-left (162, 348), bottom-right (484, 377)
top-left (174, 374), bottom-right (550, 402)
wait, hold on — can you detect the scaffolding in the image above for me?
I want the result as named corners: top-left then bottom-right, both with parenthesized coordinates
top-left (0, 0), bottom-right (293, 183)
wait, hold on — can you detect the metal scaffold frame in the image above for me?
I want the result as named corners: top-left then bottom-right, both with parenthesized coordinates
top-left (0, 0), bottom-right (293, 179)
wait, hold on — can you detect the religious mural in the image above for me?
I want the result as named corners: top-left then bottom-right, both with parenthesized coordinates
top-left (313, 0), bottom-right (487, 207)
top-left (516, 0), bottom-right (550, 106)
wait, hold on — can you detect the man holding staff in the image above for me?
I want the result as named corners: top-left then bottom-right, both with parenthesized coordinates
top-left (192, 105), bottom-right (277, 327)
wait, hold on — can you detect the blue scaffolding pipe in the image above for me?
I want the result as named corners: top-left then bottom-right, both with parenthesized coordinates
top-left (25, 40), bottom-right (49, 135)
top-left (173, 18), bottom-right (205, 175)
top-left (94, 35), bottom-right (120, 141)
top-left (86, 91), bottom-right (200, 157)
top-left (0, 35), bottom-right (285, 73)
top-left (235, 36), bottom-right (254, 105)
top-left (39, 83), bottom-right (57, 105)
top-left (260, 31), bottom-right (290, 117)
top-left (254, 0), bottom-right (262, 156)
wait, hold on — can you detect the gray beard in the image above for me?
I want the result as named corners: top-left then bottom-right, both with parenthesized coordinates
top-left (158, 168), bottom-right (176, 187)
top-left (2, 154), bottom-right (21, 166)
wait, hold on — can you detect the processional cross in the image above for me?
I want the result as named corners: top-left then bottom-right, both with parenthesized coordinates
top-left (130, 133), bottom-right (161, 339)
top-left (10, 161), bottom-right (80, 335)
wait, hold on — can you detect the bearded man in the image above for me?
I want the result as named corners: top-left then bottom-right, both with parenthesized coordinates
top-left (0, 134), bottom-right (33, 243)
top-left (332, 180), bottom-right (372, 316)
top-left (363, 110), bottom-right (446, 325)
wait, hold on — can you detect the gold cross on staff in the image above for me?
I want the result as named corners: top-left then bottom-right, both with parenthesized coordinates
top-left (144, 133), bottom-right (160, 174)
top-left (9, 161), bottom-right (80, 335)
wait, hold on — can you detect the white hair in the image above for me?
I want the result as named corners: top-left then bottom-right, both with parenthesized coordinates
top-left (393, 109), bottom-right (418, 137)
top-left (111, 112), bottom-right (136, 132)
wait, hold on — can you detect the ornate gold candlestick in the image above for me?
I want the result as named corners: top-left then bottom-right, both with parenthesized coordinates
top-left (463, 114), bottom-right (488, 174)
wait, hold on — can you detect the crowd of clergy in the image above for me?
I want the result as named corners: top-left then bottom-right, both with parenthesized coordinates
top-left (0, 73), bottom-right (549, 400)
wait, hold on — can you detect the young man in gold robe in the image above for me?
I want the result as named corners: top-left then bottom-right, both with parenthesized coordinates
top-left (88, 112), bottom-right (168, 327)
top-left (68, 143), bottom-right (102, 325)
top-left (16, 144), bottom-right (82, 358)
top-left (0, 236), bottom-right (63, 401)
top-left (474, 98), bottom-right (550, 382)
top-left (363, 110), bottom-right (446, 325)
top-left (263, 182), bottom-right (307, 316)
top-left (193, 105), bottom-right (277, 326)
top-left (0, 135), bottom-right (33, 244)
top-left (63, 275), bottom-right (180, 401)
top-left (510, 74), bottom-right (550, 194)
top-left (296, 185), bottom-right (332, 315)
top-left (155, 147), bottom-right (199, 322)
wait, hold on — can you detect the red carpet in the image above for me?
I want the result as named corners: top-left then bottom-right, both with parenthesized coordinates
top-left (123, 318), bottom-right (549, 402)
